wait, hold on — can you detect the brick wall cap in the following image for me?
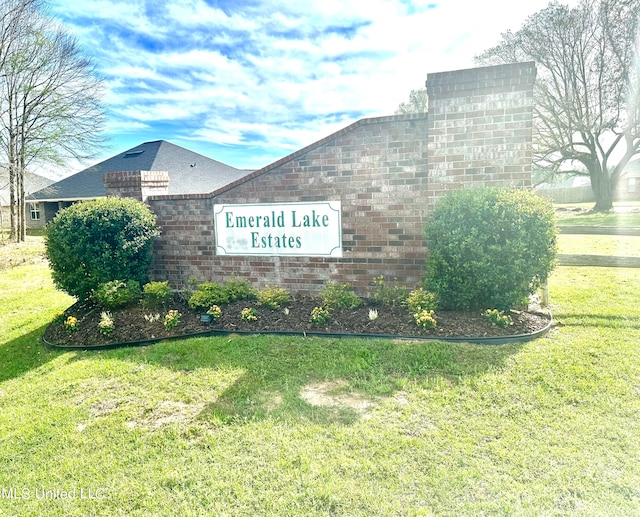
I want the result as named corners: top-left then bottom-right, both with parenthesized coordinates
top-left (426, 62), bottom-right (536, 93)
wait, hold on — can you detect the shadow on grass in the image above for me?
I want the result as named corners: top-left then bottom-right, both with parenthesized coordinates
top-left (553, 313), bottom-right (640, 330)
top-left (0, 325), bottom-right (63, 383)
top-left (90, 335), bottom-right (524, 427)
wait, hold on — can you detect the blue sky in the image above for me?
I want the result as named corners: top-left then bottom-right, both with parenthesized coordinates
top-left (45, 0), bottom-right (576, 175)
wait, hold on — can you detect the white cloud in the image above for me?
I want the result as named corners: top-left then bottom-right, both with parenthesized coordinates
top-left (164, 0), bottom-right (260, 31)
top-left (48, 0), bottom-right (581, 172)
top-left (105, 119), bottom-right (150, 133)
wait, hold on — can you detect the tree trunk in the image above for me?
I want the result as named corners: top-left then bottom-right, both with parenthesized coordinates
top-left (8, 170), bottom-right (18, 241)
top-left (591, 168), bottom-right (614, 212)
top-left (17, 125), bottom-right (27, 241)
top-left (8, 142), bottom-right (18, 242)
top-left (17, 165), bottom-right (25, 241)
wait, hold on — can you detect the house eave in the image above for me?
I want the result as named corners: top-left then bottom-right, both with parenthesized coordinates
top-left (28, 196), bottom-right (105, 203)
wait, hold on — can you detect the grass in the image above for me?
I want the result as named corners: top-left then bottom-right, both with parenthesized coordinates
top-left (555, 203), bottom-right (640, 257)
top-left (556, 201), bottom-right (640, 226)
top-left (557, 234), bottom-right (640, 257)
top-left (554, 201), bottom-right (640, 210)
top-left (1, 250), bottom-right (639, 514)
top-left (559, 212), bottom-right (640, 226)
top-left (0, 234), bottom-right (46, 271)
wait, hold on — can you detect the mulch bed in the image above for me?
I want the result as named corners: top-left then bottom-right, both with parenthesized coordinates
top-left (43, 295), bottom-right (552, 348)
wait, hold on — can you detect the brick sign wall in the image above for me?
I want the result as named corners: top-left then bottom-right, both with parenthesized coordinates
top-left (106, 62), bottom-right (537, 294)
top-left (148, 114), bottom-right (430, 293)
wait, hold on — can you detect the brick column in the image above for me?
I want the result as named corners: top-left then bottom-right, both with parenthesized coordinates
top-left (426, 62), bottom-right (537, 209)
top-left (104, 170), bottom-right (170, 202)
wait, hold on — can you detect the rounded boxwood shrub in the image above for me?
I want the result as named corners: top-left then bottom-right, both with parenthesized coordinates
top-left (45, 198), bottom-right (160, 300)
top-left (424, 188), bottom-right (557, 311)
top-left (320, 282), bottom-right (361, 311)
top-left (188, 282), bottom-right (229, 312)
top-left (223, 277), bottom-right (257, 302)
top-left (257, 286), bottom-right (291, 309)
top-left (142, 280), bottom-right (173, 309)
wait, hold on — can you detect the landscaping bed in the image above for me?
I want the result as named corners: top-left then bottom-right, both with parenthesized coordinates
top-left (43, 294), bottom-right (552, 348)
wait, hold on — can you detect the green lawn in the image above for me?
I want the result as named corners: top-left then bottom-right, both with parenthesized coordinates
top-left (0, 234), bottom-right (46, 271)
top-left (1, 258), bottom-right (639, 514)
top-left (556, 203), bottom-right (640, 257)
top-left (556, 202), bottom-right (640, 226)
top-left (558, 234), bottom-right (640, 257)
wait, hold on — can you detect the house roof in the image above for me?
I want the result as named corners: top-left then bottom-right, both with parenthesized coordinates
top-left (1, 171), bottom-right (54, 206)
top-left (624, 158), bottom-right (640, 177)
top-left (27, 140), bottom-right (252, 202)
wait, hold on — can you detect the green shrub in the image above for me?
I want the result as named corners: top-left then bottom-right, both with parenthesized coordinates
top-left (92, 280), bottom-right (142, 309)
top-left (223, 277), bottom-right (257, 302)
top-left (407, 288), bottom-right (438, 314)
top-left (142, 281), bottom-right (172, 309)
top-left (257, 286), bottom-right (291, 309)
top-left (45, 197), bottom-right (160, 300)
top-left (188, 282), bottom-right (229, 312)
top-left (320, 282), bottom-right (361, 311)
top-left (370, 275), bottom-right (408, 306)
top-left (424, 188), bottom-right (557, 311)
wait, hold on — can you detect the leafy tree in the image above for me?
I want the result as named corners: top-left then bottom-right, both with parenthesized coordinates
top-left (0, 0), bottom-right (105, 241)
top-left (45, 198), bottom-right (160, 300)
top-left (477, 0), bottom-right (640, 211)
top-left (395, 88), bottom-right (428, 114)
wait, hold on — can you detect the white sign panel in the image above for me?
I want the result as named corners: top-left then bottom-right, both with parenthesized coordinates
top-left (214, 201), bottom-right (342, 257)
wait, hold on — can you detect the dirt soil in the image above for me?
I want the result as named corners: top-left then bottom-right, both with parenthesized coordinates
top-left (43, 295), bottom-right (551, 348)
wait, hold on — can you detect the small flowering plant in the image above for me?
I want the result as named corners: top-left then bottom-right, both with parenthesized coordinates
top-left (52, 311), bottom-right (65, 324)
top-left (64, 316), bottom-right (80, 334)
top-left (414, 309), bottom-right (437, 330)
top-left (207, 304), bottom-right (222, 321)
top-left (240, 307), bottom-right (258, 322)
top-left (163, 310), bottom-right (181, 330)
top-left (368, 308), bottom-right (379, 321)
top-left (310, 306), bottom-right (330, 325)
top-left (483, 309), bottom-right (513, 328)
top-left (98, 311), bottom-right (115, 335)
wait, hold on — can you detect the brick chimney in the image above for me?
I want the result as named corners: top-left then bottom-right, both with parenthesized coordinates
top-left (103, 170), bottom-right (170, 202)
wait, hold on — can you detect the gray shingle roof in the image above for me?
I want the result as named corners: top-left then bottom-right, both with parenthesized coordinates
top-left (1, 171), bottom-right (54, 206)
top-left (27, 140), bottom-right (252, 201)
top-left (624, 158), bottom-right (640, 176)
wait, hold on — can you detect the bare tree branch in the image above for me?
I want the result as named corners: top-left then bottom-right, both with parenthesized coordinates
top-left (476, 0), bottom-right (640, 211)
top-left (0, 0), bottom-right (106, 241)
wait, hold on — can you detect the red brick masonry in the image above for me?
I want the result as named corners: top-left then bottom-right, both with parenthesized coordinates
top-left (106, 63), bottom-right (537, 294)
